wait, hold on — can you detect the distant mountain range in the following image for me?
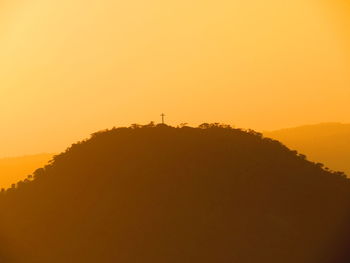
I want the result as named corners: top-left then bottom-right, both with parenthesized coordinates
top-left (0, 154), bottom-right (54, 189)
top-left (0, 124), bottom-right (349, 263)
top-left (265, 123), bottom-right (350, 176)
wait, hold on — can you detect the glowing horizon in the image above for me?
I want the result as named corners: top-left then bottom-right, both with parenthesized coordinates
top-left (0, 0), bottom-right (349, 156)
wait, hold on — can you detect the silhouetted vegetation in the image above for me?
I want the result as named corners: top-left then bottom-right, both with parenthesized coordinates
top-left (265, 123), bottom-right (350, 176)
top-left (0, 124), bottom-right (349, 262)
top-left (0, 154), bottom-right (54, 189)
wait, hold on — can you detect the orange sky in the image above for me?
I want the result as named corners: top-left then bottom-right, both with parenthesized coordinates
top-left (0, 0), bottom-right (349, 156)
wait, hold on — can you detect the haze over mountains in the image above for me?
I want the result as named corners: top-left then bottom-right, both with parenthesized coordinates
top-left (0, 0), bottom-right (348, 262)
top-left (1, 122), bottom-right (349, 191)
top-left (0, 124), bottom-right (349, 263)
top-left (265, 123), bottom-right (350, 175)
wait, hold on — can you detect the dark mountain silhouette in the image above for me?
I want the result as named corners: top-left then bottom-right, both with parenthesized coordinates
top-left (265, 123), bottom-right (350, 176)
top-left (0, 123), bottom-right (350, 263)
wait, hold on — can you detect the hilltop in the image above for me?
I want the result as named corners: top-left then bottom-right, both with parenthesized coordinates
top-left (0, 124), bottom-right (349, 263)
top-left (265, 123), bottom-right (350, 175)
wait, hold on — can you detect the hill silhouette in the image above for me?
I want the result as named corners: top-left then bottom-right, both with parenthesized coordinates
top-left (265, 123), bottom-right (350, 176)
top-left (0, 154), bottom-right (54, 189)
top-left (0, 123), bottom-right (350, 263)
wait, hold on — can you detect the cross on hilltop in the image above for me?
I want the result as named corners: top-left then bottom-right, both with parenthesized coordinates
top-left (160, 113), bottom-right (165, 124)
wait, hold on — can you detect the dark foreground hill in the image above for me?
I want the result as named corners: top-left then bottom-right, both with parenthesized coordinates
top-left (0, 124), bottom-right (350, 263)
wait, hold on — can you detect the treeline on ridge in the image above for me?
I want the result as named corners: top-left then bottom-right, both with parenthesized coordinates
top-left (0, 123), bottom-right (349, 263)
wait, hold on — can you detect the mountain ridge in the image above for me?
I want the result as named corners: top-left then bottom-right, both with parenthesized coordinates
top-left (0, 153), bottom-right (54, 189)
top-left (265, 122), bottom-right (350, 175)
top-left (0, 124), bottom-right (349, 263)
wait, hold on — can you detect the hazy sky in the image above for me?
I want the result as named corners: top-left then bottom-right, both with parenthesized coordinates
top-left (0, 0), bottom-right (349, 156)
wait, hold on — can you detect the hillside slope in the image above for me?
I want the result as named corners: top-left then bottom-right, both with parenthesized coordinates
top-left (0, 124), bottom-right (349, 263)
top-left (0, 154), bottom-right (54, 189)
top-left (265, 123), bottom-right (350, 175)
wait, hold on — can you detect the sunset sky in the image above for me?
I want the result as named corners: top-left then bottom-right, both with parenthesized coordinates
top-left (0, 0), bottom-right (349, 156)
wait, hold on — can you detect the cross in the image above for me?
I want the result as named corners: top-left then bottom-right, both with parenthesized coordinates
top-left (160, 113), bottom-right (165, 124)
